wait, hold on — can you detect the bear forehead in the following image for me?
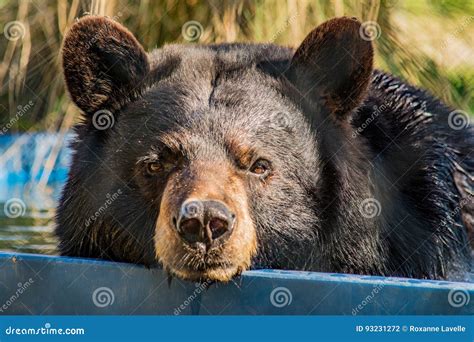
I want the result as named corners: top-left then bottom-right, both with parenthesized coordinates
top-left (148, 43), bottom-right (294, 75)
top-left (144, 43), bottom-right (293, 111)
top-left (107, 43), bottom-right (316, 164)
top-left (118, 44), bottom-right (305, 134)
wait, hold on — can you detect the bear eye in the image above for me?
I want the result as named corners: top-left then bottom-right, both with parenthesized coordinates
top-left (146, 162), bottom-right (161, 175)
top-left (249, 159), bottom-right (271, 177)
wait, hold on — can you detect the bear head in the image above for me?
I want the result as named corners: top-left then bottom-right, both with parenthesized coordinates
top-left (60, 16), bottom-right (373, 281)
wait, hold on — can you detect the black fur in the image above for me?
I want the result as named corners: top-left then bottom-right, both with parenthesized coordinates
top-left (56, 16), bottom-right (473, 281)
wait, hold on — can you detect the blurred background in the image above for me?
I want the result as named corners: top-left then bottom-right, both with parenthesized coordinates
top-left (1, 0), bottom-right (473, 131)
top-left (0, 0), bottom-right (473, 255)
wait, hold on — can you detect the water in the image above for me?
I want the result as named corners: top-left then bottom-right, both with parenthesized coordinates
top-left (0, 214), bottom-right (57, 254)
top-left (0, 133), bottom-right (70, 255)
top-left (0, 183), bottom-right (61, 255)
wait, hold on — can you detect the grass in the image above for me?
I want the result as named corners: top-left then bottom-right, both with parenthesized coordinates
top-left (0, 0), bottom-right (473, 132)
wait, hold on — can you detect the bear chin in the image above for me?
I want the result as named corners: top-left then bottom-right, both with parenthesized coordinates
top-left (157, 236), bottom-right (253, 282)
top-left (155, 227), bottom-right (255, 282)
top-left (167, 264), bottom-right (244, 282)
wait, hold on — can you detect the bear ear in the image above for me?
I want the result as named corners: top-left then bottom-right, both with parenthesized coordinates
top-left (62, 16), bottom-right (150, 115)
top-left (288, 17), bottom-right (373, 120)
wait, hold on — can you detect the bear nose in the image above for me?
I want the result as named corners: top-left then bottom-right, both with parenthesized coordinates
top-left (175, 200), bottom-right (235, 247)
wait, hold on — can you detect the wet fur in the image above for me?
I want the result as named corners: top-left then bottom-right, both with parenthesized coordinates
top-left (56, 16), bottom-right (473, 281)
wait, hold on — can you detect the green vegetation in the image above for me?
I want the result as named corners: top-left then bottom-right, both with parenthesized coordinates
top-left (0, 0), bottom-right (473, 132)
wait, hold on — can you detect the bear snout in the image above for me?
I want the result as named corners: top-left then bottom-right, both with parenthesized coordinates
top-left (154, 162), bottom-right (257, 282)
top-left (174, 199), bottom-right (236, 250)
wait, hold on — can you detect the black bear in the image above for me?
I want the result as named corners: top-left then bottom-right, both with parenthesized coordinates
top-left (56, 16), bottom-right (473, 282)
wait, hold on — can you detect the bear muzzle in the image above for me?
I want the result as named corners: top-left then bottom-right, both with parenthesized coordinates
top-left (174, 199), bottom-right (236, 251)
top-left (154, 164), bottom-right (257, 282)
